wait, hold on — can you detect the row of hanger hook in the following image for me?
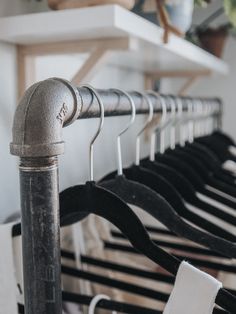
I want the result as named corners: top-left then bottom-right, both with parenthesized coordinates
top-left (81, 85), bottom-right (221, 182)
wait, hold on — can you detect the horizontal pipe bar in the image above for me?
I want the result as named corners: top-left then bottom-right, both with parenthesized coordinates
top-left (77, 87), bottom-right (221, 119)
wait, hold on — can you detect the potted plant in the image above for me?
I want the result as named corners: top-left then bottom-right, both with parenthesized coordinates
top-left (195, 0), bottom-right (236, 28)
top-left (193, 0), bottom-right (236, 57)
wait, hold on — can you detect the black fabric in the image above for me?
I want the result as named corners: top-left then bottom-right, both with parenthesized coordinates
top-left (80, 255), bottom-right (175, 284)
top-left (184, 142), bottom-right (235, 186)
top-left (111, 231), bottom-right (225, 258)
top-left (156, 153), bottom-right (236, 209)
top-left (196, 135), bottom-right (236, 163)
top-left (165, 147), bottom-right (236, 198)
top-left (63, 250), bottom-right (236, 299)
top-left (104, 241), bottom-right (236, 273)
top-left (61, 250), bottom-right (175, 284)
top-left (18, 292), bottom-right (161, 314)
top-left (144, 225), bottom-right (175, 236)
top-left (62, 265), bottom-right (229, 313)
top-left (11, 222), bottom-right (179, 238)
top-left (213, 130), bottom-right (235, 146)
top-left (62, 264), bottom-right (169, 301)
top-left (62, 292), bottom-right (161, 314)
top-left (141, 160), bottom-right (236, 238)
top-left (157, 150), bottom-right (236, 210)
top-left (18, 300), bottom-right (227, 314)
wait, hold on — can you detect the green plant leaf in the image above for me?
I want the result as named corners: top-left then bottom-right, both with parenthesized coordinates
top-left (194, 0), bottom-right (209, 7)
top-left (224, 0), bottom-right (236, 27)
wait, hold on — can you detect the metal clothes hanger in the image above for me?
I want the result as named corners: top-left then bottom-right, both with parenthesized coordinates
top-left (153, 98), bottom-right (236, 220)
top-left (165, 98), bottom-right (236, 199)
top-left (136, 93), bottom-right (236, 243)
top-left (99, 89), bottom-right (212, 247)
top-left (100, 90), bottom-right (236, 257)
top-left (181, 99), bottom-right (236, 186)
top-left (14, 86), bottom-right (236, 312)
top-left (59, 85), bottom-right (183, 276)
top-left (196, 99), bottom-right (236, 163)
top-left (99, 90), bottom-right (236, 311)
top-left (87, 89), bottom-right (236, 310)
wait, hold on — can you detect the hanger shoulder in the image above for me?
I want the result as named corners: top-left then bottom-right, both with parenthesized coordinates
top-left (59, 181), bottom-right (180, 275)
top-left (100, 170), bottom-right (236, 258)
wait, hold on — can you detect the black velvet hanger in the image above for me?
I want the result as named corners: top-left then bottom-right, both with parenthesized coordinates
top-left (19, 292), bottom-right (160, 314)
top-left (196, 135), bottom-right (236, 164)
top-left (60, 181), bottom-right (180, 275)
top-left (62, 259), bottom-right (229, 314)
top-left (19, 297), bottom-right (227, 314)
top-left (165, 146), bottom-right (236, 199)
top-left (156, 96), bottom-right (236, 208)
top-left (110, 230), bottom-right (226, 258)
top-left (99, 91), bottom-right (236, 259)
top-left (18, 269), bottom-right (227, 314)
top-left (62, 262), bottom-right (171, 302)
top-left (59, 87), bottom-right (180, 276)
top-left (182, 142), bottom-right (235, 186)
top-left (61, 88), bottom-right (236, 312)
top-left (62, 250), bottom-right (236, 299)
top-left (170, 99), bottom-right (235, 186)
top-left (141, 159), bottom-right (236, 240)
top-left (156, 152), bottom-right (236, 210)
top-left (60, 210), bottom-right (235, 312)
top-left (100, 167), bottom-right (236, 255)
top-left (103, 239), bottom-right (236, 278)
top-left (213, 130), bottom-right (235, 146)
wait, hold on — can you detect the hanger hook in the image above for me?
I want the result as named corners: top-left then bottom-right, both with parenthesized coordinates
top-left (110, 88), bottom-right (136, 176)
top-left (206, 99), bottom-right (212, 135)
top-left (81, 84), bottom-right (105, 182)
top-left (176, 97), bottom-right (185, 147)
top-left (146, 91), bottom-right (167, 160)
top-left (134, 92), bottom-right (154, 166)
top-left (187, 98), bottom-right (194, 143)
top-left (168, 96), bottom-right (177, 150)
top-left (199, 98), bottom-right (205, 137)
top-left (89, 294), bottom-right (117, 314)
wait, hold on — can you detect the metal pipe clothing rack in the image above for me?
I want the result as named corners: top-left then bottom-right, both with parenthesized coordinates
top-left (10, 78), bottom-right (222, 314)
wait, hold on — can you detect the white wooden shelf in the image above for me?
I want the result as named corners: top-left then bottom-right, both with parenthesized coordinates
top-left (0, 5), bottom-right (228, 75)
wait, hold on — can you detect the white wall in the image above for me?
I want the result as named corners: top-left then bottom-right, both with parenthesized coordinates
top-left (0, 1), bottom-right (149, 221)
top-left (0, 0), bottom-right (50, 222)
top-left (190, 0), bottom-right (236, 139)
top-left (0, 42), bottom-right (19, 220)
top-left (0, 0), bottom-right (236, 221)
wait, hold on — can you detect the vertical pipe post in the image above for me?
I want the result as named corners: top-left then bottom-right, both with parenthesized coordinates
top-left (19, 157), bottom-right (62, 314)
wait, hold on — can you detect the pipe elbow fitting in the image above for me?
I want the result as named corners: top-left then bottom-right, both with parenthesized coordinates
top-left (10, 78), bottom-right (82, 157)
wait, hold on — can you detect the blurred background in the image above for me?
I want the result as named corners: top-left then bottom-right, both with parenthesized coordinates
top-left (0, 0), bottom-right (235, 220)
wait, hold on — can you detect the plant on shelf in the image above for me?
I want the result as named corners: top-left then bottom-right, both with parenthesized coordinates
top-left (195, 0), bottom-right (236, 27)
top-left (187, 0), bottom-right (236, 58)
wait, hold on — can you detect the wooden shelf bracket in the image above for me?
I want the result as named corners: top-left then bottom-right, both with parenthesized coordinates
top-left (17, 37), bottom-right (136, 97)
top-left (145, 69), bottom-right (212, 95)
